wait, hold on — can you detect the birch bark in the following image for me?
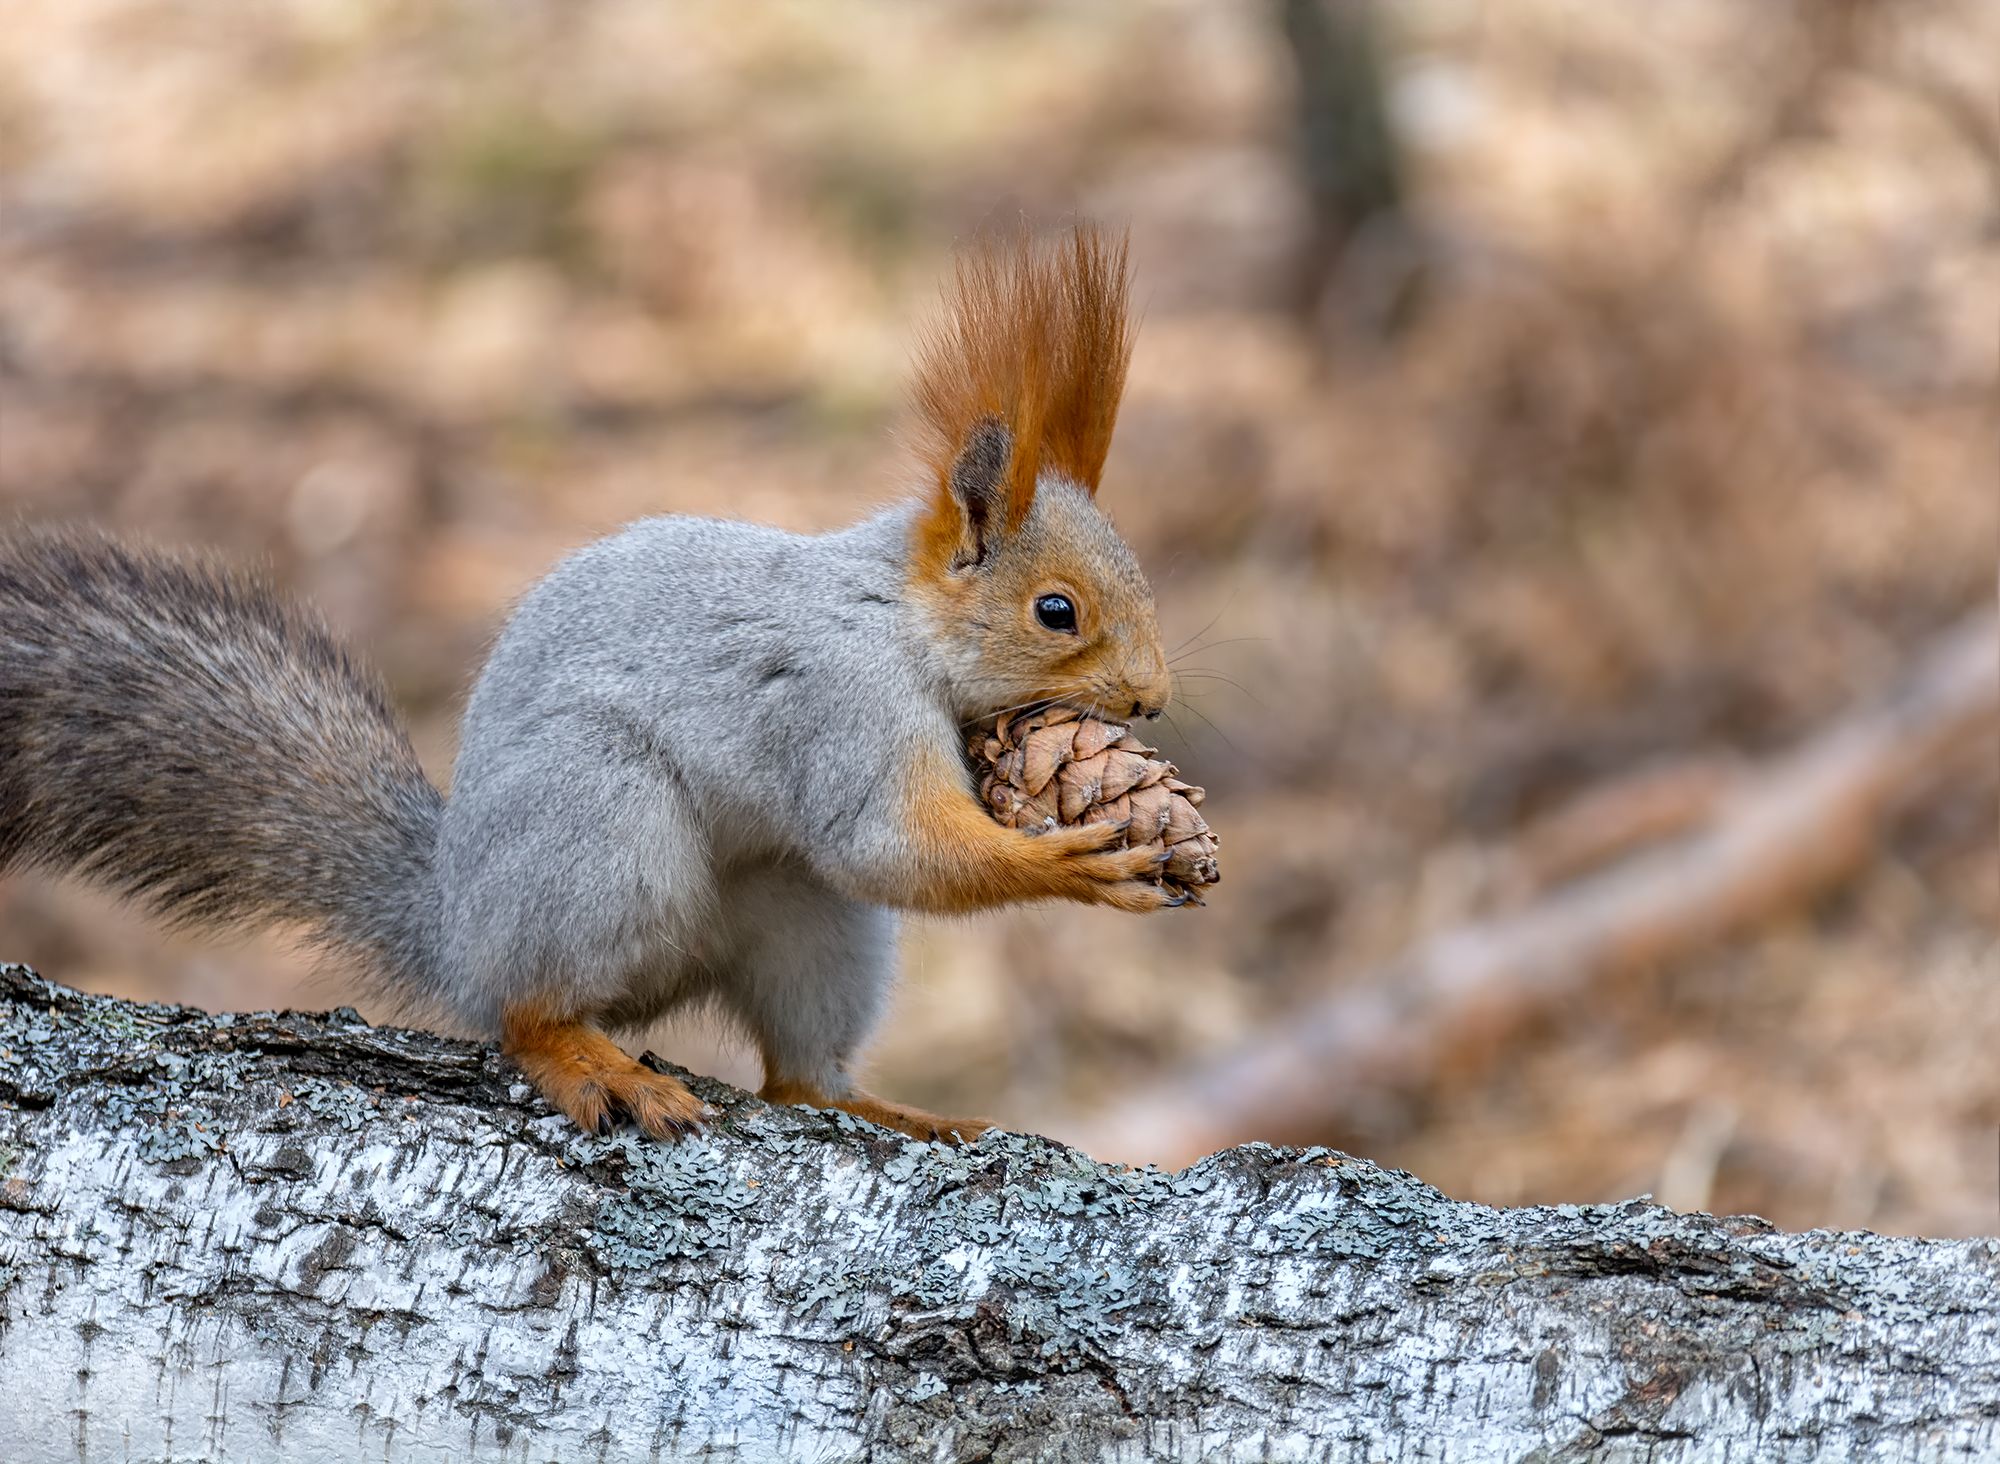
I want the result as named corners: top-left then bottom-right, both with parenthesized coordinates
top-left (0, 965), bottom-right (1994, 1462)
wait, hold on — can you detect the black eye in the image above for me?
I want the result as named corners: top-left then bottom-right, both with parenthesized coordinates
top-left (1034, 594), bottom-right (1077, 633)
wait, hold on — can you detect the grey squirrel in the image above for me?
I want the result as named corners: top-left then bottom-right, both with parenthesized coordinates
top-left (0, 224), bottom-right (1178, 1143)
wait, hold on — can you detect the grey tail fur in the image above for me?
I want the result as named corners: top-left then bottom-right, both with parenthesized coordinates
top-left (0, 528), bottom-right (444, 1000)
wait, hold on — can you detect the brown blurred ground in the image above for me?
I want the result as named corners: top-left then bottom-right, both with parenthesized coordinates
top-left (0, 0), bottom-right (1993, 1234)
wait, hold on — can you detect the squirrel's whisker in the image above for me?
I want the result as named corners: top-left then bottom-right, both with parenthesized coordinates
top-left (1171, 669), bottom-right (1267, 709)
top-left (1169, 636), bottom-right (1268, 665)
top-left (960, 689), bottom-right (1086, 729)
top-left (1167, 693), bottom-right (1245, 756)
top-left (1166, 592), bottom-right (1239, 659)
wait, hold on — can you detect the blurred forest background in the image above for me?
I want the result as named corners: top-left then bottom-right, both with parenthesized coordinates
top-left (0, 0), bottom-right (1993, 1235)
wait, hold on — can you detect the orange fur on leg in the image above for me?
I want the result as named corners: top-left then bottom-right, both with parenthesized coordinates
top-left (501, 1003), bottom-right (707, 1140)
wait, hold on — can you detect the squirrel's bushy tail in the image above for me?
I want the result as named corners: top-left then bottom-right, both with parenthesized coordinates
top-left (0, 528), bottom-right (444, 998)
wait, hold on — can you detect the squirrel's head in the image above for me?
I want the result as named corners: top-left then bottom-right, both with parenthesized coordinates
top-left (904, 224), bottom-right (1170, 726)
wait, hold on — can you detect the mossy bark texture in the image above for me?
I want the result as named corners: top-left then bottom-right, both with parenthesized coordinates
top-left (0, 965), bottom-right (1995, 1462)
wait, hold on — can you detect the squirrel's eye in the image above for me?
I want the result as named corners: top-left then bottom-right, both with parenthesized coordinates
top-left (1034, 594), bottom-right (1078, 634)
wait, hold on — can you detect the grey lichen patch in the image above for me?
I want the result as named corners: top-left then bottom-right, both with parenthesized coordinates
top-left (798, 1259), bottom-right (881, 1330)
top-left (919, 1191), bottom-right (1009, 1253)
top-left (73, 994), bottom-right (176, 1046)
top-left (993, 1246), bottom-right (1143, 1360)
top-left (289, 1077), bottom-right (379, 1132)
top-left (441, 1204), bottom-right (504, 1249)
top-left (1266, 1196), bottom-right (1401, 1258)
top-left (571, 1132), bottom-right (762, 1270)
top-left (0, 1002), bottom-right (77, 1105)
top-left (100, 1049), bottom-right (257, 1164)
top-left (1018, 1158), bottom-right (1195, 1219)
top-left (0, 965), bottom-right (185, 1109)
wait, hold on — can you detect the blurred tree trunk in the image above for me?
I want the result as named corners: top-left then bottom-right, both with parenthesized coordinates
top-left (1275, 0), bottom-right (1425, 343)
top-left (3, 967), bottom-right (1998, 1460)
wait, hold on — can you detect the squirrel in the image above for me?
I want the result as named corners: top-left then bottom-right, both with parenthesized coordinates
top-left (0, 223), bottom-right (1177, 1145)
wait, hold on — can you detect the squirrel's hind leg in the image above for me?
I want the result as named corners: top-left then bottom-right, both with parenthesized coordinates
top-left (447, 732), bottom-right (720, 1139)
top-left (761, 1080), bottom-right (991, 1146)
top-left (501, 1003), bottom-right (709, 1140)
top-left (713, 864), bottom-right (992, 1145)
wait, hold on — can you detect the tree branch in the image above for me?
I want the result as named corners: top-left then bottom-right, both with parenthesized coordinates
top-left (0, 965), bottom-right (1995, 1459)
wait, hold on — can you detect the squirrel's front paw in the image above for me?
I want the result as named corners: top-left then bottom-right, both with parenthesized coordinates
top-left (1036, 823), bottom-right (1179, 912)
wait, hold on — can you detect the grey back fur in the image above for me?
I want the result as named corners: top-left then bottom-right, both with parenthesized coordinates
top-left (434, 504), bottom-right (945, 1038)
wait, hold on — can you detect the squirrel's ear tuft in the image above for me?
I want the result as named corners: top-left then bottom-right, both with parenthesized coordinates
top-left (911, 222), bottom-right (1133, 576)
top-left (1039, 224), bottom-right (1133, 498)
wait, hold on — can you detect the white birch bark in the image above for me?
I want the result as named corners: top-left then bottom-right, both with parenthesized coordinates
top-left (0, 964), bottom-right (1994, 1462)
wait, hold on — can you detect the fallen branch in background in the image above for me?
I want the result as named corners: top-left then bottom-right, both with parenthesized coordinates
top-left (2, 967), bottom-right (1998, 1460)
top-left (1511, 753), bottom-right (1743, 892)
top-left (1076, 608), bottom-right (1998, 1166)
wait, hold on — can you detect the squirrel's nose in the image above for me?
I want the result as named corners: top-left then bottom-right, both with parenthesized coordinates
top-left (1125, 658), bottom-right (1172, 722)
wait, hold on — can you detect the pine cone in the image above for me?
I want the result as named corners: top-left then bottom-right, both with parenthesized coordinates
top-left (967, 705), bottom-right (1221, 904)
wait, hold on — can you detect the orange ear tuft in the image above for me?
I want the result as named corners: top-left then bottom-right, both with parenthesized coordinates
top-left (911, 223), bottom-right (1133, 551)
top-left (1040, 224), bottom-right (1133, 499)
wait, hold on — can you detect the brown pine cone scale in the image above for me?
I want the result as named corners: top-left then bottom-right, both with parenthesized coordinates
top-left (968, 705), bottom-right (1221, 904)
